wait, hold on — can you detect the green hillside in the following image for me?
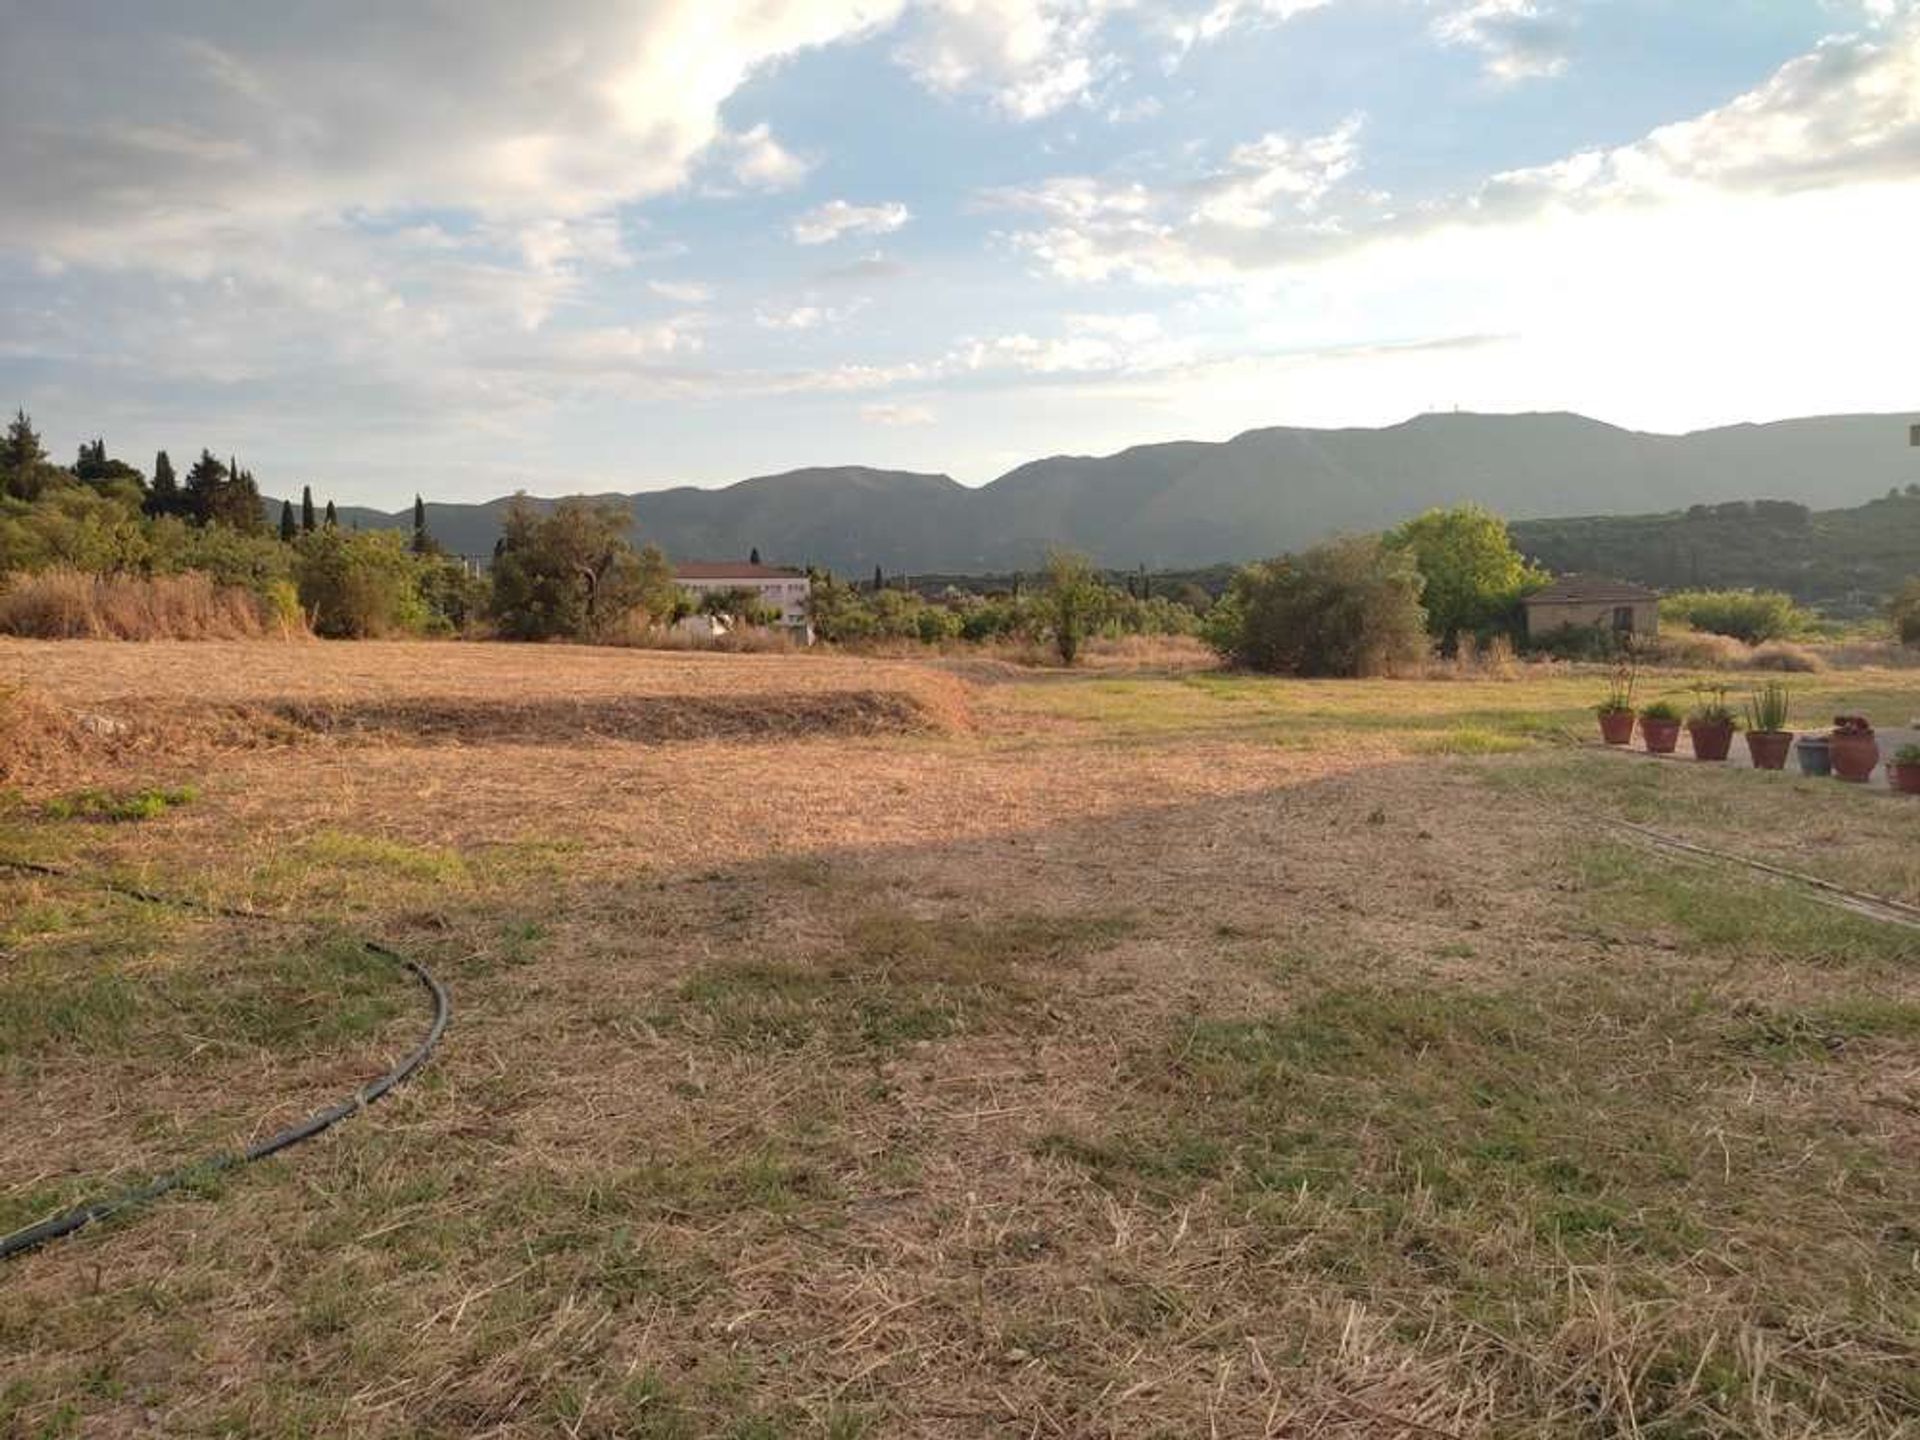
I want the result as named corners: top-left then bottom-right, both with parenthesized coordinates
top-left (1511, 491), bottom-right (1920, 616)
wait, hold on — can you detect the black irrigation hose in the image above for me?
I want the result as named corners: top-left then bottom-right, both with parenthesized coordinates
top-left (0, 858), bottom-right (449, 1261)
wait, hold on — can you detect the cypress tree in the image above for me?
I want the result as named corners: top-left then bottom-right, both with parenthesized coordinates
top-left (146, 451), bottom-right (180, 518)
top-left (412, 494), bottom-right (429, 554)
top-left (301, 484), bottom-right (316, 533)
top-left (872, 564), bottom-right (884, 592)
top-left (750, 546), bottom-right (762, 566)
top-left (279, 498), bottom-right (297, 542)
top-left (324, 499), bottom-right (338, 529)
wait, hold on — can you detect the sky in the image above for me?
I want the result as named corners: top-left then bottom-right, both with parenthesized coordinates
top-left (2, 0), bottom-right (1917, 506)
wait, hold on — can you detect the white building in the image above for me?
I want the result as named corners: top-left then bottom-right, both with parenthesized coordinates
top-left (674, 561), bottom-right (813, 643)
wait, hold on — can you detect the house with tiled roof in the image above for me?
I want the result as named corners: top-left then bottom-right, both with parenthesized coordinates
top-left (1522, 575), bottom-right (1660, 640)
top-left (673, 560), bottom-right (812, 643)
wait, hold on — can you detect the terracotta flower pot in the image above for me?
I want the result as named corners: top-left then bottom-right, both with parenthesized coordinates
top-left (1745, 731), bottom-right (1793, 771)
top-left (1598, 709), bottom-right (1635, 745)
top-left (1688, 719), bottom-right (1735, 762)
top-left (1640, 716), bottom-right (1681, 755)
top-left (1830, 733), bottom-right (1879, 784)
top-left (1795, 736), bottom-right (1831, 777)
top-left (1891, 762), bottom-right (1920, 796)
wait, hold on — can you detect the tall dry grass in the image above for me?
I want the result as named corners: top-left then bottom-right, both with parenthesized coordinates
top-left (0, 569), bottom-right (306, 641)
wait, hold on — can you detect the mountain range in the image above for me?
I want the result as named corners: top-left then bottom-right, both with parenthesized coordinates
top-left (296, 411), bottom-right (1920, 575)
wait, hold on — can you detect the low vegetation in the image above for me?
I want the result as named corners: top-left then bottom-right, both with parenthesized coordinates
top-left (1660, 586), bottom-right (1816, 643)
top-left (1204, 532), bottom-right (1429, 676)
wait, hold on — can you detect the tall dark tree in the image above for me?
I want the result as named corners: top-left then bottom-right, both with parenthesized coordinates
top-left (1, 408), bottom-right (53, 499)
top-left (872, 564), bottom-right (885, 592)
top-left (146, 450), bottom-right (181, 517)
top-left (412, 494), bottom-right (430, 554)
top-left (750, 546), bottom-right (762, 566)
top-left (2, 409), bottom-right (44, 471)
top-left (181, 449), bottom-right (262, 531)
top-left (324, 498), bottom-right (339, 529)
top-left (279, 498), bottom-right (297, 542)
top-left (73, 438), bottom-right (145, 495)
top-left (300, 484), bottom-right (316, 533)
top-left (182, 449), bottom-right (227, 526)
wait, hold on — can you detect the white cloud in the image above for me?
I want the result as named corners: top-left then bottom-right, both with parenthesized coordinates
top-left (895, 0), bottom-right (1121, 118)
top-left (790, 199), bottom-right (913, 244)
top-left (861, 402), bottom-right (938, 425)
top-left (1433, 1), bottom-right (1572, 83)
top-left (986, 115), bottom-right (1365, 282)
top-left (716, 123), bottom-right (812, 190)
top-left (993, 14), bottom-right (1920, 283)
top-left (649, 279), bottom-right (715, 304)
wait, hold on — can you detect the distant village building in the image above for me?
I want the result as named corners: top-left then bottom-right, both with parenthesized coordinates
top-left (1522, 575), bottom-right (1660, 640)
top-left (673, 561), bottom-right (813, 644)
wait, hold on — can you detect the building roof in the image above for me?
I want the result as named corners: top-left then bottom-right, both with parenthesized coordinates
top-left (673, 561), bottom-right (806, 581)
top-left (1525, 574), bottom-right (1661, 605)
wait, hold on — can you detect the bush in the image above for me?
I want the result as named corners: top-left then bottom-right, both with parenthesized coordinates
top-left (1208, 534), bottom-right (1429, 677)
top-left (294, 528), bottom-right (430, 638)
top-left (1660, 589), bottom-right (1811, 644)
top-left (1889, 577), bottom-right (1920, 648)
top-left (490, 497), bottom-right (676, 642)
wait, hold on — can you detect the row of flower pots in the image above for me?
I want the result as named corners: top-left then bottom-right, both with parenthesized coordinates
top-left (1595, 679), bottom-right (1920, 792)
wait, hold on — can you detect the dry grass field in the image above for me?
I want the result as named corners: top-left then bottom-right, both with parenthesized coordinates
top-left (2, 639), bottom-right (1917, 1439)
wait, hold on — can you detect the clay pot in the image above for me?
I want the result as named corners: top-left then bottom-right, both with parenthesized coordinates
top-left (1598, 709), bottom-right (1636, 745)
top-left (1891, 762), bottom-right (1920, 796)
top-left (1795, 735), bottom-right (1831, 777)
top-left (1688, 719), bottom-right (1735, 762)
top-left (1640, 716), bottom-right (1681, 755)
top-left (1745, 731), bottom-right (1793, 771)
top-left (1830, 732), bottom-right (1879, 784)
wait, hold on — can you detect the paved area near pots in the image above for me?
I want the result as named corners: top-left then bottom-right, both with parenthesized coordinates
top-left (1610, 724), bottom-right (1920, 792)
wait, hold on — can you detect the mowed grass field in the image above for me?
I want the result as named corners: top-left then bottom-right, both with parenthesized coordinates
top-left (2, 639), bottom-right (1917, 1438)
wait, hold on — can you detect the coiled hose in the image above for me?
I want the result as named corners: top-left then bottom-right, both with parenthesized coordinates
top-left (0, 858), bottom-right (449, 1261)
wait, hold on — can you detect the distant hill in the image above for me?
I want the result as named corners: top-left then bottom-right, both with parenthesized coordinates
top-left (1511, 491), bottom-right (1920, 616)
top-left (292, 411), bottom-right (1920, 576)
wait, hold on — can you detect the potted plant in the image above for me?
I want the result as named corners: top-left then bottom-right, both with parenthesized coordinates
top-left (1595, 657), bottom-right (1637, 745)
top-left (1830, 715), bottom-right (1878, 784)
top-left (1891, 743), bottom-right (1920, 796)
top-left (1742, 681), bottom-right (1793, 771)
top-left (1686, 685), bottom-right (1738, 761)
top-left (1795, 732), bottom-right (1832, 777)
top-left (1639, 699), bottom-right (1683, 755)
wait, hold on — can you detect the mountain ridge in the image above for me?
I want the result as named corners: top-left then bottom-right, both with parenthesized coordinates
top-left (291, 410), bottom-right (1920, 574)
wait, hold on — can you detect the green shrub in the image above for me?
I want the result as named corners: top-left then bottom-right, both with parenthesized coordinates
top-left (1889, 577), bottom-right (1920, 648)
top-left (1661, 589), bottom-right (1811, 644)
top-left (294, 528), bottom-right (431, 638)
top-left (489, 497), bottom-right (677, 642)
top-left (1208, 534), bottom-right (1429, 677)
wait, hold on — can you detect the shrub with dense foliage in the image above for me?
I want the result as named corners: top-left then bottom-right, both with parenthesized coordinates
top-left (1206, 534), bottom-right (1429, 676)
top-left (1889, 576), bottom-right (1920, 647)
top-left (1387, 503), bottom-right (1546, 650)
top-left (804, 562), bottom-right (1198, 653)
top-left (488, 497), bottom-right (677, 641)
top-left (1660, 588), bottom-right (1812, 644)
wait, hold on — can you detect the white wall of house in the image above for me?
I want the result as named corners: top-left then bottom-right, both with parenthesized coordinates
top-left (677, 573), bottom-right (813, 641)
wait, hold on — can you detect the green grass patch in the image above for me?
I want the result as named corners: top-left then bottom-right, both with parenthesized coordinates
top-left (1575, 840), bottom-right (1918, 969)
top-left (0, 930), bottom-right (408, 1062)
top-left (300, 829), bottom-right (468, 884)
top-left (654, 911), bottom-right (1132, 1053)
top-left (40, 786), bottom-right (197, 823)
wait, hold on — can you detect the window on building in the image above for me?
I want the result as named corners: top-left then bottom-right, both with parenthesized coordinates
top-left (1612, 606), bottom-right (1634, 633)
